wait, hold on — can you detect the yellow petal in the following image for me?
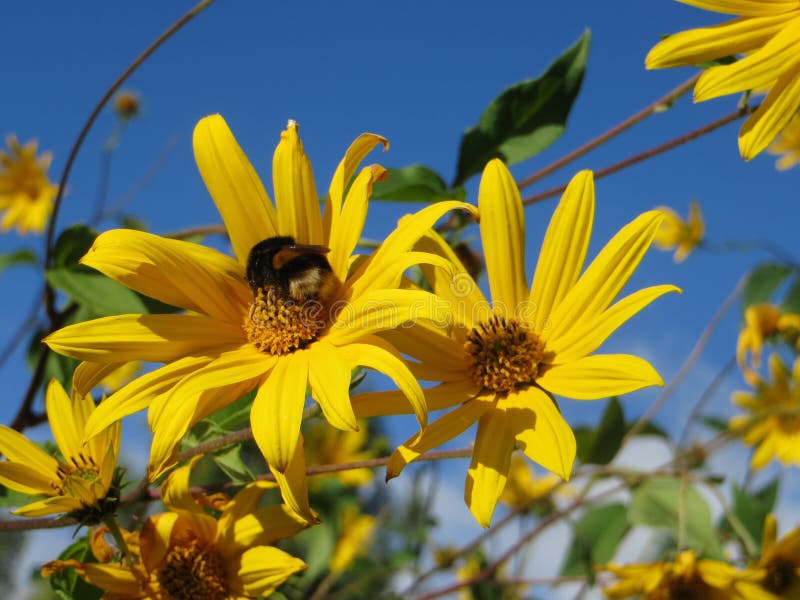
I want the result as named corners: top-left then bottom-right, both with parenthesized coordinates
top-left (380, 321), bottom-right (470, 372)
top-left (547, 211), bottom-right (664, 342)
top-left (161, 462), bottom-right (197, 512)
top-left (508, 388), bottom-right (576, 480)
top-left (326, 133), bottom-right (389, 223)
top-left (273, 120), bottom-right (323, 245)
top-left (328, 164), bottom-right (386, 281)
top-left (678, 0), bottom-right (800, 17)
top-left (0, 426), bottom-right (58, 479)
top-left (13, 496), bottom-right (82, 517)
top-left (51, 561), bottom-right (141, 594)
top-left (386, 396), bottom-right (493, 479)
top-left (233, 546), bottom-right (307, 597)
top-left (465, 406), bottom-right (516, 527)
top-left (0, 461), bottom-right (55, 496)
top-left (307, 341), bottom-right (357, 431)
top-left (352, 379), bottom-right (478, 418)
top-left (251, 351), bottom-right (309, 472)
top-left (646, 15), bottom-right (788, 69)
top-left (193, 114), bottom-right (277, 265)
top-left (537, 354), bottom-right (664, 400)
top-left (221, 504), bottom-right (308, 552)
top-left (337, 334), bottom-right (428, 427)
top-left (268, 433), bottom-right (318, 524)
top-left (82, 229), bottom-right (251, 324)
top-left (549, 285), bottom-right (681, 363)
top-left (84, 355), bottom-right (214, 439)
top-left (72, 361), bottom-right (125, 396)
top-left (45, 314), bottom-right (245, 363)
top-left (140, 512), bottom-right (178, 573)
top-left (530, 170), bottom-right (595, 331)
top-left (694, 17), bottom-right (800, 102)
top-left (739, 61), bottom-right (800, 160)
top-left (45, 380), bottom-right (84, 464)
top-left (478, 159), bottom-right (527, 310)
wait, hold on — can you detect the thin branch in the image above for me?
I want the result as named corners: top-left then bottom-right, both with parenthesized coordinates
top-left (517, 73), bottom-right (699, 189)
top-left (166, 223), bottom-right (228, 240)
top-left (677, 355), bottom-right (736, 448)
top-left (522, 104), bottom-right (755, 207)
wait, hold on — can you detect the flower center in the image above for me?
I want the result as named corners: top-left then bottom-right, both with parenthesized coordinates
top-left (158, 539), bottom-right (228, 600)
top-left (244, 288), bottom-right (329, 355)
top-left (53, 454), bottom-right (101, 494)
top-left (465, 315), bottom-right (546, 393)
top-left (764, 558), bottom-right (796, 593)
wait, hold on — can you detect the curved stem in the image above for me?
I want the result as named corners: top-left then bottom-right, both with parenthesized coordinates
top-left (677, 356), bottom-right (736, 449)
top-left (102, 515), bottom-right (134, 567)
top-left (518, 73), bottom-right (699, 190)
top-left (522, 104), bottom-right (756, 207)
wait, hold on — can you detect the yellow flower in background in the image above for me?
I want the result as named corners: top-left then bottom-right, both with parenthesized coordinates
top-left (355, 163), bottom-right (677, 526)
top-left (737, 303), bottom-right (800, 375)
top-left (330, 508), bottom-right (376, 574)
top-left (499, 453), bottom-right (562, 511)
top-left (599, 550), bottom-right (747, 599)
top-left (45, 115), bottom-right (471, 522)
top-left (736, 514), bottom-right (800, 599)
top-left (0, 379), bottom-right (120, 520)
top-left (43, 460), bottom-right (309, 598)
top-left (646, 1), bottom-right (800, 160)
top-left (0, 134), bottom-right (58, 234)
top-left (113, 90), bottom-right (141, 121)
top-left (768, 114), bottom-right (800, 171)
top-left (730, 353), bottom-right (800, 470)
top-left (304, 420), bottom-right (376, 488)
top-left (653, 201), bottom-right (704, 263)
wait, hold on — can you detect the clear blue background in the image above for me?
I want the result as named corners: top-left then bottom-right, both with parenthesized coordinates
top-left (0, 0), bottom-right (797, 570)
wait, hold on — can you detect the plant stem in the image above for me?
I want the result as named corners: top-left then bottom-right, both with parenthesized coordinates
top-left (102, 515), bottom-right (134, 567)
top-left (518, 73), bottom-right (699, 190)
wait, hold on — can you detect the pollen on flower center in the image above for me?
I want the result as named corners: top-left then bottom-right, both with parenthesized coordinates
top-left (244, 287), bottom-right (328, 355)
top-left (158, 539), bottom-right (228, 600)
top-left (54, 455), bottom-right (100, 493)
top-left (465, 314), bottom-right (546, 393)
top-left (764, 558), bottom-right (796, 593)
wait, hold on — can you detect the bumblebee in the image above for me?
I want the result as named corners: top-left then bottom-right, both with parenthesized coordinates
top-left (246, 236), bottom-right (340, 304)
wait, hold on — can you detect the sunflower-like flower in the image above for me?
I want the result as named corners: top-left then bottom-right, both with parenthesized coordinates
top-left (45, 115), bottom-right (469, 521)
top-left (646, 1), bottom-right (800, 160)
top-left (330, 508), bottom-right (376, 575)
top-left (43, 460), bottom-right (309, 599)
top-left (737, 303), bottom-right (800, 376)
top-left (0, 134), bottom-right (58, 234)
top-left (499, 453), bottom-right (563, 512)
top-left (768, 114), bottom-right (800, 171)
top-left (599, 550), bottom-right (747, 599)
top-left (737, 514), bottom-right (800, 599)
top-left (730, 353), bottom-right (800, 470)
top-left (0, 379), bottom-right (120, 521)
top-left (354, 162), bottom-right (677, 526)
top-left (653, 201), bottom-right (704, 263)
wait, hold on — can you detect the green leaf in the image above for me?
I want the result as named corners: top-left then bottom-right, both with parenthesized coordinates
top-left (576, 398), bottom-right (626, 465)
top-left (630, 476), bottom-right (723, 559)
top-left (742, 263), bottom-right (793, 309)
top-left (780, 276), bottom-right (800, 314)
top-left (0, 484), bottom-right (34, 508)
top-left (561, 503), bottom-right (628, 578)
top-left (296, 521), bottom-right (336, 583)
top-left (701, 415), bottom-right (730, 432)
top-left (120, 215), bottom-right (148, 231)
top-left (47, 267), bottom-right (150, 315)
top-left (211, 444), bottom-right (255, 485)
top-left (721, 478), bottom-right (779, 553)
top-left (205, 389), bottom-right (255, 431)
top-left (454, 30), bottom-right (590, 185)
top-left (52, 225), bottom-right (97, 268)
top-left (49, 538), bottom-right (102, 600)
top-left (0, 249), bottom-right (37, 274)
top-left (372, 165), bottom-right (465, 203)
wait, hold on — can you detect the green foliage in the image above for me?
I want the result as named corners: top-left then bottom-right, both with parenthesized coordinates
top-left (630, 476), bottom-right (723, 559)
top-left (453, 30), bottom-right (590, 185)
top-left (51, 225), bottom-right (96, 269)
top-left (741, 262), bottom-right (794, 309)
top-left (372, 165), bottom-right (466, 203)
top-left (49, 538), bottom-right (102, 600)
top-left (781, 276), bottom-right (800, 313)
top-left (575, 398), bottom-right (626, 465)
top-left (720, 478), bottom-right (779, 553)
top-left (0, 249), bottom-right (37, 274)
top-left (561, 503), bottom-right (628, 579)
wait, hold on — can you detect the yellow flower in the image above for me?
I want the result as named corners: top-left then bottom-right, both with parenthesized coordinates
top-left (0, 379), bottom-right (120, 520)
top-left (0, 134), bottom-right (58, 234)
top-left (329, 508), bottom-right (376, 574)
top-left (653, 201), bottom-right (704, 262)
top-left (730, 353), bottom-right (800, 470)
top-left (736, 514), bottom-right (800, 599)
top-left (736, 303), bottom-right (800, 375)
top-left (304, 419), bottom-right (376, 488)
top-left (42, 460), bottom-right (309, 599)
top-left (646, 1), bottom-right (800, 160)
top-left (767, 114), bottom-right (800, 170)
top-left (599, 550), bottom-right (747, 599)
top-left (44, 115), bottom-right (470, 522)
top-left (355, 163), bottom-right (677, 526)
top-left (499, 453), bottom-right (562, 511)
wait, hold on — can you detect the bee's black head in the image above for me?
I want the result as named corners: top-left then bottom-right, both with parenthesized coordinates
top-left (246, 236), bottom-right (334, 301)
top-left (246, 236), bottom-right (297, 293)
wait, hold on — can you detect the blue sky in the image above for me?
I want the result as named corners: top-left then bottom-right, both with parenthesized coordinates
top-left (1, 1), bottom-right (798, 582)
